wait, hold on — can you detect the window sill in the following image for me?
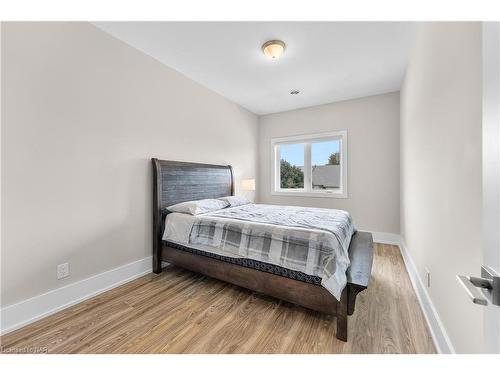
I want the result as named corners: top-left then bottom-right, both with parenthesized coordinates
top-left (271, 190), bottom-right (348, 199)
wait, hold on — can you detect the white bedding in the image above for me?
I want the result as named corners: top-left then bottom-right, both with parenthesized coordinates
top-left (162, 204), bottom-right (356, 300)
top-left (162, 211), bottom-right (332, 259)
top-left (162, 212), bottom-right (246, 258)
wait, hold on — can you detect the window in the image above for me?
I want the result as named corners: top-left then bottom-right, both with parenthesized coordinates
top-left (279, 143), bottom-right (304, 189)
top-left (272, 130), bottom-right (347, 198)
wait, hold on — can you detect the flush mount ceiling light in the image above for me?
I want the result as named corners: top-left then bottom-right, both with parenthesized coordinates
top-left (262, 40), bottom-right (286, 60)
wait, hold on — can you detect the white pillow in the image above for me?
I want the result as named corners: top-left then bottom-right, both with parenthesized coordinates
top-left (218, 196), bottom-right (252, 208)
top-left (167, 198), bottom-right (228, 215)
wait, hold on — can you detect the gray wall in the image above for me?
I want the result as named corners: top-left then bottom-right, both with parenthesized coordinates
top-left (258, 92), bottom-right (400, 234)
top-left (1, 22), bottom-right (258, 306)
top-left (400, 22), bottom-right (483, 353)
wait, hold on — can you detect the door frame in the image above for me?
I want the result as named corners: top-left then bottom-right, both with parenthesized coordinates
top-left (482, 21), bottom-right (500, 354)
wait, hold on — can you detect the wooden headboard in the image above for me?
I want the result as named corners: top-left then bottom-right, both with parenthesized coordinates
top-left (151, 158), bottom-right (234, 272)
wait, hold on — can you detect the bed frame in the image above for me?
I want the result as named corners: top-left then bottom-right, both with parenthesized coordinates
top-left (152, 158), bottom-right (374, 341)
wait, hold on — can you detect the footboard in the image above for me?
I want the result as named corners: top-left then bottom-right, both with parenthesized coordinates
top-left (346, 231), bottom-right (374, 315)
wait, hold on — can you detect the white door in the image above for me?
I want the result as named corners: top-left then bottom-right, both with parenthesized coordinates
top-left (459, 22), bottom-right (500, 354)
top-left (481, 21), bottom-right (500, 353)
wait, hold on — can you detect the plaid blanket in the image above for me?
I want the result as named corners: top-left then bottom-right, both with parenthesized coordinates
top-left (188, 204), bottom-right (355, 300)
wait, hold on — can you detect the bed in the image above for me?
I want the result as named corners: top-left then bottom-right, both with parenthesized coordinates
top-left (152, 158), bottom-right (374, 341)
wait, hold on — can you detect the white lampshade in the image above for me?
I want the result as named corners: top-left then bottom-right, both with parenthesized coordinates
top-left (241, 179), bottom-right (256, 191)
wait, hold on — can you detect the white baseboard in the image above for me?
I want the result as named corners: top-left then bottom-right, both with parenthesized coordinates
top-left (398, 238), bottom-right (455, 354)
top-left (363, 230), bottom-right (401, 245)
top-left (364, 230), bottom-right (454, 353)
top-left (0, 256), bottom-right (153, 335)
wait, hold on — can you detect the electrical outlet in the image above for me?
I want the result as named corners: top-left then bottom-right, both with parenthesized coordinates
top-left (425, 268), bottom-right (431, 289)
top-left (57, 263), bottom-right (70, 280)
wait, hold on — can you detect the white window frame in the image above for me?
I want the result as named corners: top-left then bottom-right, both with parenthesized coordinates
top-left (271, 130), bottom-right (348, 198)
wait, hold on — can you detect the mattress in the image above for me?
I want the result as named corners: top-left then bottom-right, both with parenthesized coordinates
top-left (162, 203), bottom-right (355, 300)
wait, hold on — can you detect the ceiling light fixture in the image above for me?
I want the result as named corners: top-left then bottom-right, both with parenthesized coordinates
top-left (262, 40), bottom-right (286, 60)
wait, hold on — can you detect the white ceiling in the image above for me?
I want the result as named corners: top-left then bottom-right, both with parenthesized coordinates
top-left (94, 22), bottom-right (416, 115)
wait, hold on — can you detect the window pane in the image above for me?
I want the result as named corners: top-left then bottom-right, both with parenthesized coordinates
top-left (311, 139), bottom-right (341, 190)
top-left (279, 143), bottom-right (304, 189)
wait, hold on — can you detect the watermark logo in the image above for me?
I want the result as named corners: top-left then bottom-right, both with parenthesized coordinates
top-left (0, 345), bottom-right (48, 354)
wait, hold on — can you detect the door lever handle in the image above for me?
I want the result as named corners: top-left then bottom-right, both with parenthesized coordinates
top-left (456, 275), bottom-right (488, 306)
top-left (469, 276), bottom-right (493, 289)
top-left (457, 266), bottom-right (500, 307)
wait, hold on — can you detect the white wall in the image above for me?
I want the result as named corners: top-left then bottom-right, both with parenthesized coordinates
top-left (400, 22), bottom-right (483, 353)
top-left (1, 22), bottom-right (258, 307)
top-left (258, 92), bottom-right (400, 234)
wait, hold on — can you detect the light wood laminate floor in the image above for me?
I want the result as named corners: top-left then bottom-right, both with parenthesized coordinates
top-left (0, 243), bottom-right (436, 354)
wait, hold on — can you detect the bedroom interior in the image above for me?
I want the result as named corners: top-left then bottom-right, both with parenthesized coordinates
top-left (1, 3), bottom-right (500, 367)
